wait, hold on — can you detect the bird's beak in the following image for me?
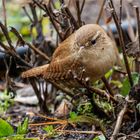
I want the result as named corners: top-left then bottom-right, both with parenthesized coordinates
top-left (80, 46), bottom-right (85, 49)
top-left (78, 46), bottom-right (85, 53)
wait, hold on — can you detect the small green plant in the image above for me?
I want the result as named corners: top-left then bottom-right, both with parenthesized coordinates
top-left (0, 117), bottom-right (35, 139)
top-left (120, 72), bottom-right (140, 96)
top-left (17, 117), bottom-right (29, 134)
top-left (0, 89), bottom-right (14, 114)
top-left (69, 111), bottom-right (78, 120)
top-left (68, 112), bottom-right (104, 131)
top-left (43, 125), bottom-right (56, 137)
top-left (0, 135), bottom-right (38, 140)
top-left (93, 134), bottom-right (106, 140)
top-left (0, 118), bottom-right (14, 137)
top-left (77, 102), bottom-right (93, 115)
top-left (95, 98), bottom-right (114, 114)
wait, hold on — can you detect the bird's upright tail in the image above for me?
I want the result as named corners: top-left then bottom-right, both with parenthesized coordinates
top-left (21, 64), bottom-right (49, 78)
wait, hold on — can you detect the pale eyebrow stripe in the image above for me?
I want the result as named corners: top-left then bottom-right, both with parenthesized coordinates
top-left (92, 31), bottom-right (101, 40)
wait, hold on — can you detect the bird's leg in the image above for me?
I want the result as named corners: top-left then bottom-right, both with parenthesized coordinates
top-left (101, 76), bottom-right (114, 96)
top-left (76, 75), bottom-right (110, 118)
top-left (66, 69), bottom-right (117, 103)
top-left (74, 74), bottom-right (117, 103)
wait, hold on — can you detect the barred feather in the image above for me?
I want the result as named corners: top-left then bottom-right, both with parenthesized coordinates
top-left (21, 64), bottom-right (49, 78)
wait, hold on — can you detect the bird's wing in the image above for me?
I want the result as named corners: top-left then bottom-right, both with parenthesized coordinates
top-left (43, 55), bottom-right (81, 80)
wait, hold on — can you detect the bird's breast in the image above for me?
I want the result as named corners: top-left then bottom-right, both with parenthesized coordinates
top-left (78, 45), bottom-right (117, 82)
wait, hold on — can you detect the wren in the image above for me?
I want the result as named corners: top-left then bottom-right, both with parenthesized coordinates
top-left (22, 24), bottom-right (121, 84)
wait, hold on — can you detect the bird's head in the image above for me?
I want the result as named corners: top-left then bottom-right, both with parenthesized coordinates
top-left (74, 24), bottom-right (110, 51)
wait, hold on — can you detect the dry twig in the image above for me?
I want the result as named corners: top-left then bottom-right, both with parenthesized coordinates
top-left (108, 0), bottom-right (133, 86)
top-left (110, 96), bottom-right (129, 140)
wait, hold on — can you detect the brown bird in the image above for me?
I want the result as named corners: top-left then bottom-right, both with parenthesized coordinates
top-left (21, 24), bottom-right (121, 84)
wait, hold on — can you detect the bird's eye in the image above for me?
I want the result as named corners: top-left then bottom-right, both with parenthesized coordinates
top-left (91, 39), bottom-right (96, 45)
